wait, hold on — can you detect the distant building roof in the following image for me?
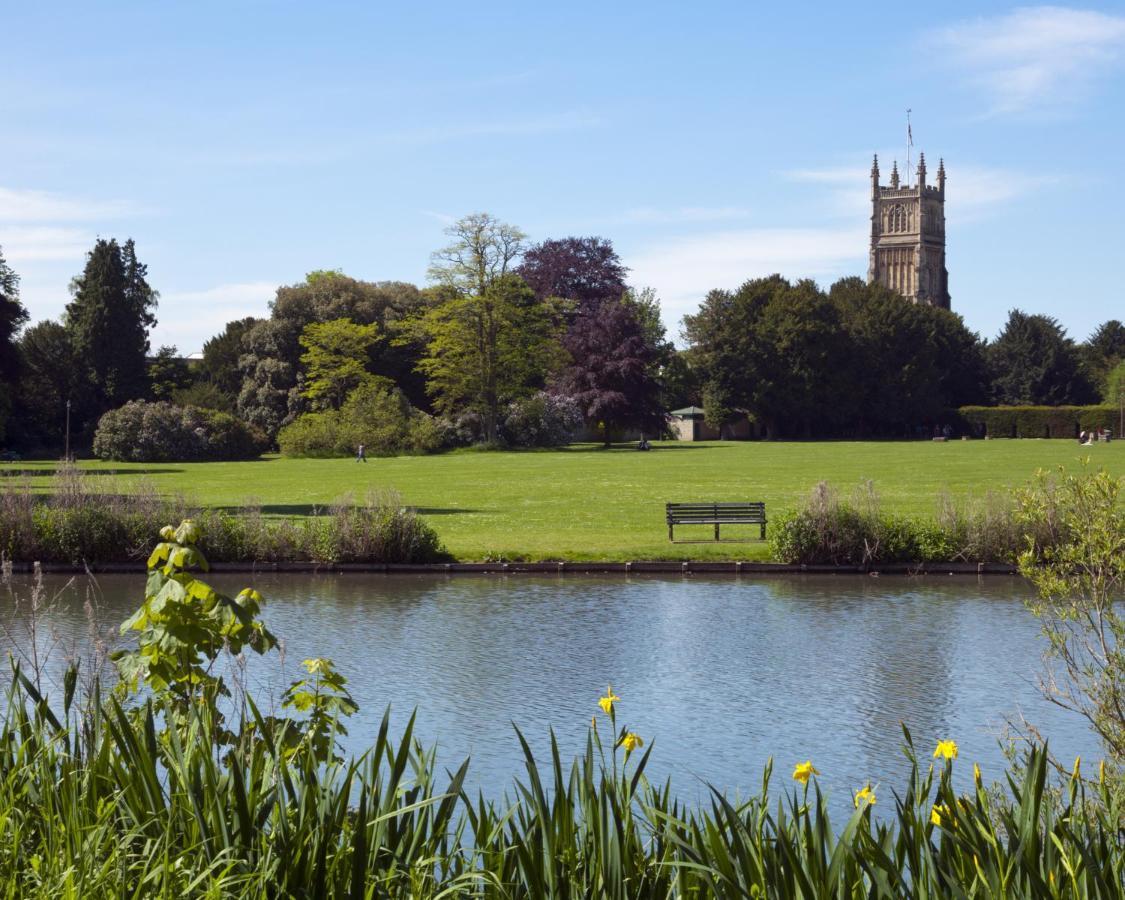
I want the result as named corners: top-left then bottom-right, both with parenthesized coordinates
top-left (670, 406), bottom-right (706, 417)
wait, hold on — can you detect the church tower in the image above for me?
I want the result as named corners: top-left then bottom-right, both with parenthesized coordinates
top-left (866, 153), bottom-right (950, 309)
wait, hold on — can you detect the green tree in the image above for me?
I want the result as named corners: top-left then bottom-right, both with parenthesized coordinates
top-left (1082, 319), bottom-right (1125, 395)
top-left (148, 345), bottom-right (194, 400)
top-left (829, 277), bottom-right (988, 432)
top-left (237, 273), bottom-right (428, 439)
top-left (13, 320), bottom-right (94, 450)
top-left (201, 316), bottom-right (258, 399)
top-left (408, 275), bottom-right (564, 443)
top-left (298, 318), bottom-right (382, 410)
top-left (988, 310), bottom-right (1097, 405)
top-left (1016, 467), bottom-right (1125, 790)
top-left (65, 238), bottom-right (158, 411)
top-left (427, 212), bottom-right (527, 297)
top-left (684, 276), bottom-right (854, 438)
top-left (0, 247), bottom-right (29, 443)
top-left (1104, 359), bottom-right (1125, 407)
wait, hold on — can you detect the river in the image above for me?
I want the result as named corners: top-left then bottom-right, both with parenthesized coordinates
top-left (0, 571), bottom-right (1100, 814)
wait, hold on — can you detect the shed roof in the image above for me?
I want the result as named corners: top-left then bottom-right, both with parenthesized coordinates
top-left (670, 406), bottom-right (706, 417)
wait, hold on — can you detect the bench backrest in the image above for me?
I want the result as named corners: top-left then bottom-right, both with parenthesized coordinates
top-left (666, 502), bottom-right (766, 521)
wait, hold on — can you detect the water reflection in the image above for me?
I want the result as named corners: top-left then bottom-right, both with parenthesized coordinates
top-left (0, 572), bottom-right (1095, 816)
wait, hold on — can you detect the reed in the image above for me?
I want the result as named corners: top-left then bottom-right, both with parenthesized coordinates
top-left (0, 465), bottom-right (446, 565)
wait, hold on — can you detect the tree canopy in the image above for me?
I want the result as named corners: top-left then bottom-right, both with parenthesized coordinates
top-left (516, 236), bottom-right (628, 312)
top-left (408, 275), bottom-right (564, 443)
top-left (427, 213), bottom-right (527, 297)
top-left (988, 310), bottom-right (1097, 406)
top-left (65, 238), bottom-right (158, 412)
top-left (299, 318), bottom-right (382, 410)
top-left (555, 300), bottom-right (666, 444)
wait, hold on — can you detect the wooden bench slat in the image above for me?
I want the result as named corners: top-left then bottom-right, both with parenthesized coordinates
top-left (664, 501), bottom-right (768, 543)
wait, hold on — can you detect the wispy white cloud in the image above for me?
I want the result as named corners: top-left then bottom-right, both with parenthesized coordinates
top-left (612, 206), bottom-right (751, 226)
top-left (0, 225), bottom-right (92, 262)
top-left (0, 186), bottom-right (137, 222)
top-left (153, 281), bottom-right (278, 353)
top-left (420, 210), bottom-right (457, 226)
top-left (626, 226), bottom-right (867, 336)
top-left (188, 110), bottom-right (601, 166)
top-left (929, 6), bottom-right (1125, 116)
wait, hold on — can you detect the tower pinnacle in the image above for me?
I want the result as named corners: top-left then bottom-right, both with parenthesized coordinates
top-left (867, 150), bottom-right (949, 309)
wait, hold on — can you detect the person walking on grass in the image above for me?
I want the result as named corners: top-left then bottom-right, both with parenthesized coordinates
top-left (356, 443), bottom-right (366, 462)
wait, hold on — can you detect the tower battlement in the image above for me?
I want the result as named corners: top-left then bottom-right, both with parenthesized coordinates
top-left (866, 153), bottom-right (950, 309)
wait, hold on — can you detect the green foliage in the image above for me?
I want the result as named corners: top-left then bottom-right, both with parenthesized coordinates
top-left (1082, 319), bottom-right (1125, 392)
top-left (147, 344), bottom-right (195, 399)
top-left (1104, 359), bottom-right (1125, 406)
top-left (0, 470), bottom-right (448, 564)
top-left (427, 211), bottom-right (527, 296)
top-left (771, 480), bottom-right (1032, 565)
top-left (236, 274), bottom-right (429, 441)
top-left (957, 404), bottom-right (1119, 438)
top-left (171, 378), bottom-right (235, 412)
top-left (281, 657), bottom-right (358, 761)
top-left (201, 315), bottom-right (258, 398)
top-left (406, 274), bottom-right (565, 443)
top-left (2, 654), bottom-right (1123, 896)
top-left (1016, 466), bottom-right (1125, 774)
top-left (93, 399), bottom-right (268, 461)
top-left (13, 320), bottom-right (95, 451)
top-left (0, 245), bottom-right (28, 392)
top-left (113, 519), bottom-right (278, 706)
top-left (278, 381), bottom-right (442, 457)
top-left (65, 237), bottom-right (157, 412)
top-left (686, 276), bottom-right (989, 438)
top-left (989, 309), bottom-right (1097, 406)
top-left (298, 317), bottom-right (382, 410)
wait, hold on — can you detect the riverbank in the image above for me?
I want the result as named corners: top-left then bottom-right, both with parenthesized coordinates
top-left (3, 440), bottom-right (1121, 562)
top-left (6, 559), bottom-right (1021, 575)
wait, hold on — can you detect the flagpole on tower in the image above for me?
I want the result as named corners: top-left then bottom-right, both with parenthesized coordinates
top-left (906, 109), bottom-right (913, 185)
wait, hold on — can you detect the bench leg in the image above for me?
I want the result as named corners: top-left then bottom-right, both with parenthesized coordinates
top-left (668, 524), bottom-right (674, 542)
top-left (714, 523), bottom-right (720, 541)
top-left (760, 523), bottom-right (766, 540)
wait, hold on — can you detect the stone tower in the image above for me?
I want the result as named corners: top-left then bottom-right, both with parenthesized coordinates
top-left (866, 153), bottom-right (950, 309)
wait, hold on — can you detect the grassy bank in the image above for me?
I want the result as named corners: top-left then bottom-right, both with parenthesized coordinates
top-left (3, 440), bottom-right (1122, 561)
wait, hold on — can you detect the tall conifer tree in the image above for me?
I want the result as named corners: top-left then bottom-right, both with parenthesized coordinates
top-left (66, 238), bottom-right (158, 410)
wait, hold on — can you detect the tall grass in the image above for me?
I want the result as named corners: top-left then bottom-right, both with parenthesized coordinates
top-left (770, 480), bottom-right (1055, 566)
top-left (0, 669), bottom-right (1121, 898)
top-left (0, 464), bottom-right (447, 565)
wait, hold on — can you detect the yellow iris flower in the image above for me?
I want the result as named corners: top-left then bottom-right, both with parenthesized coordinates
top-left (930, 803), bottom-right (954, 828)
top-left (973, 763), bottom-right (982, 786)
top-left (621, 732), bottom-right (643, 753)
top-left (1072, 756), bottom-right (1081, 780)
top-left (598, 686), bottom-right (621, 715)
top-left (933, 739), bottom-right (958, 760)
top-left (853, 784), bottom-right (876, 808)
top-left (792, 760), bottom-right (819, 785)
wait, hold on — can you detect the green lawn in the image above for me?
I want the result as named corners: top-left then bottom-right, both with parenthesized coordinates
top-left (4, 440), bottom-right (1122, 561)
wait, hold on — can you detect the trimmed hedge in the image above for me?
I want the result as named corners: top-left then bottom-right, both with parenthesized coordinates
top-left (955, 404), bottom-right (1118, 439)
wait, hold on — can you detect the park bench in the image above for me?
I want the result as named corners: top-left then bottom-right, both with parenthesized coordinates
top-left (665, 502), bottom-right (767, 542)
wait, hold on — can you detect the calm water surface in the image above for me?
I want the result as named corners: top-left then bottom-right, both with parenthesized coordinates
top-left (1, 572), bottom-right (1100, 812)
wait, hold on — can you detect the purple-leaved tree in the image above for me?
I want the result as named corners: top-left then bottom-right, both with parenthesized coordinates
top-left (517, 236), bottom-right (628, 314)
top-left (555, 300), bottom-right (666, 446)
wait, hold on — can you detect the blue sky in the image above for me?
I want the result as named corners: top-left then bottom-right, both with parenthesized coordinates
top-left (2, 1), bottom-right (1123, 353)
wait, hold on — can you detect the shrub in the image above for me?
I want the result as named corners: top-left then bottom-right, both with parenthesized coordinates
top-left (771, 480), bottom-right (1035, 565)
top-left (278, 383), bottom-right (441, 457)
top-left (0, 467), bottom-right (447, 565)
top-left (955, 404), bottom-right (1118, 439)
top-left (501, 392), bottom-right (583, 447)
top-left (93, 400), bottom-right (267, 461)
